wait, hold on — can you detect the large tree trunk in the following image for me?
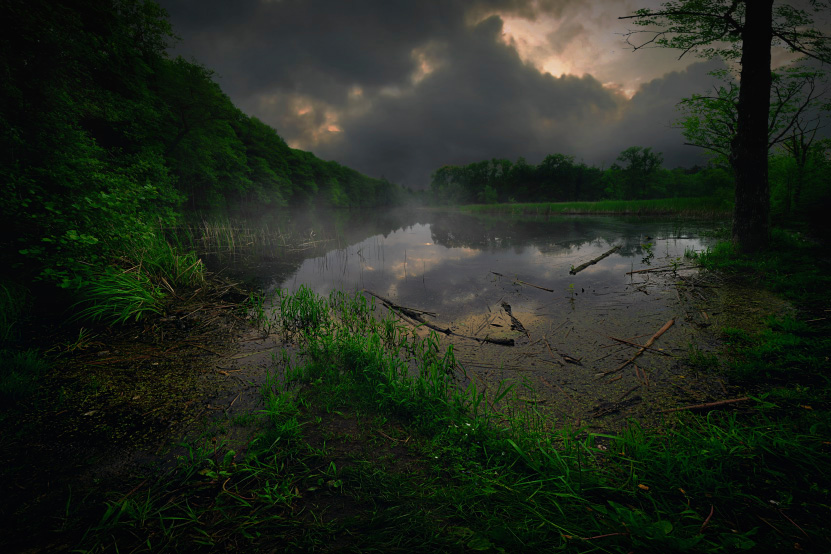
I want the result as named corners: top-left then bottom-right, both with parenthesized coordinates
top-left (730, 0), bottom-right (773, 253)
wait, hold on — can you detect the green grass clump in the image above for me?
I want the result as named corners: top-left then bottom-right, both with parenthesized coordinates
top-left (74, 267), bottom-right (166, 324)
top-left (73, 234), bottom-right (206, 325)
top-left (123, 236), bottom-right (206, 289)
top-left (460, 197), bottom-right (732, 217)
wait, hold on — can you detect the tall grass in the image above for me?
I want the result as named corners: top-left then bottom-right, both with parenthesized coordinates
top-left (78, 287), bottom-right (831, 552)
top-left (461, 197), bottom-right (732, 217)
top-left (172, 217), bottom-right (331, 257)
top-left (73, 234), bottom-right (206, 324)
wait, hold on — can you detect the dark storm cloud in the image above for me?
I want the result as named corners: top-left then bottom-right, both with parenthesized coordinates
top-left (160, 0), bottom-right (714, 187)
top-left (595, 59), bottom-right (727, 169)
top-left (319, 15), bottom-right (627, 186)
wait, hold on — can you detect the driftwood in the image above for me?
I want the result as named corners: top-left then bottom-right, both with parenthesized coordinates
top-left (363, 290), bottom-right (514, 347)
top-left (362, 290), bottom-right (437, 318)
top-left (607, 336), bottom-right (672, 356)
top-left (570, 246), bottom-right (620, 275)
top-left (603, 319), bottom-right (674, 376)
top-left (660, 397), bottom-right (750, 413)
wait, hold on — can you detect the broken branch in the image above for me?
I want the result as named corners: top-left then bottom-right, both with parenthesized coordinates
top-left (603, 319), bottom-right (674, 376)
top-left (660, 397), bottom-right (750, 413)
top-left (570, 246), bottom-right (621, 275)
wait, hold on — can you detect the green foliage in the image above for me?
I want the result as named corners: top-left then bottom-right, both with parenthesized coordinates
top-left (0, 282), bottom-right (29, 347)
top-left (1, 0), bottom-right (400, 313)
top-left (461, 197), bottom-right (732, 216)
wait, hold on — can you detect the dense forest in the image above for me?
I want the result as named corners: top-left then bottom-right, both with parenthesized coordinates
top-left (1, 0), bottom-right (400, 291)
top-left (427, 144), bottom-right (831, 233)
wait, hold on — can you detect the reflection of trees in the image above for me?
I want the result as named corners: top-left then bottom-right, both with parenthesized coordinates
top-left (428, 212), bottom-right (714, 258)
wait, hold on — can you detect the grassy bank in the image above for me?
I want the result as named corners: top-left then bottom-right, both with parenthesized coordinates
top-left (72, 281), bottom-right (831, 553)
top-left (460, 197), bottom-right (732, 217)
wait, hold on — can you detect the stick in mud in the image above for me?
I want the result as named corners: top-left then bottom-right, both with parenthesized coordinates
top-left (602, 318), bottom-right (675, 376)
top-left (607, 336), bottom-right (672, 356)
top-left (501, 301), bottom-right (530, 338)
top-left (569, 246), bottom-right (621, 275)
top-left (659, 397), bottom-right (751, 413)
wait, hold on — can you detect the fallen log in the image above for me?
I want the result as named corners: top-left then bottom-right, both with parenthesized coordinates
top-left (362, 290), bottom-right (437, 317)
top-left (659, 397), bottom-right (750, 413)
top-left (603, 318), bottom-right (674, 376)
top-left (570, 246), bottom-right (621, 275)
top-left (364, 289), bottom-right (514, 346)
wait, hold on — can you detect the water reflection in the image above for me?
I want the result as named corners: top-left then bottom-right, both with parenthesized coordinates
top-left (272, 212), bottom-right (719, 324)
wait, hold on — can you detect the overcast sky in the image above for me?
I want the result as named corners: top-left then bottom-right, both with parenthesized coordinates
top-left (158, 0), bottom-right (820, 188)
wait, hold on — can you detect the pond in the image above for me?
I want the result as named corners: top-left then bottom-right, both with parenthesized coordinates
top-left (213, 208), bottom-right (746, 430)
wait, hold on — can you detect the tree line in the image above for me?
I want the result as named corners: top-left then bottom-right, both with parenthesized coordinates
top-left (1, 0), bottom-right (400, 288)
top-left (427, 148), bottom-right (734, 205)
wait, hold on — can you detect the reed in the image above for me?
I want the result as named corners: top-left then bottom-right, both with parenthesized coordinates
top-left (171, 217), bottom-right (332, 257)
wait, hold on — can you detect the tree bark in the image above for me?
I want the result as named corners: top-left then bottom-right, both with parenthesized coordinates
top-left (730, 0), bottom-right (773, 253)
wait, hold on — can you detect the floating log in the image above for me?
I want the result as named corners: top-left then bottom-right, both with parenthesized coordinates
top-left (570, 246), bottom-right (621, 275)
top-left (603, 319), bottom-right (674, 376)
top-left (659, 397), bottom-right (750, 413)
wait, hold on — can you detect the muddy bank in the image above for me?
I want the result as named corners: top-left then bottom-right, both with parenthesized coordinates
top-left (0, 280), bottom-right (290, 551)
